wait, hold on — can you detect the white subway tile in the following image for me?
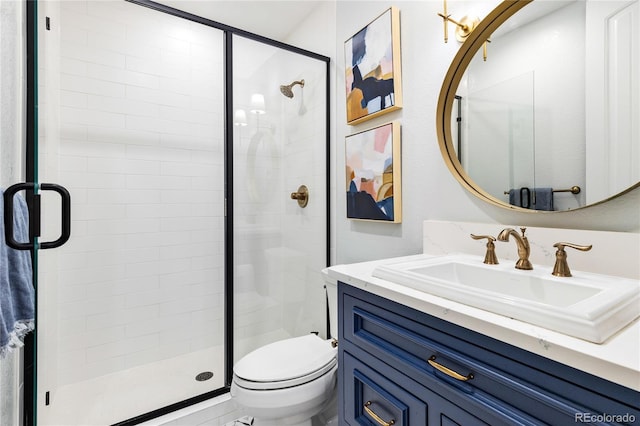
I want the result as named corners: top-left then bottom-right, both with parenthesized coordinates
top-left (125, 115), bottom-right (162, 134)
top-left (112, 277), bottom-right (161, 296)
top-left (86, 304), bottom-right (159, 331)
top-left (60, 81), bottom-right (88, 105)
top-left (87, 157), bottom-right (127, 174)
top-left (60, 123), bottom-right (88, 141)
top-left (85, 334), bottom-right (158, 364)
top-left (126, 28), bottom-right (164, 50)
top-left (87, 30), bottom-right (127, 56)
top-left (158, 258), bottom-right (191, 275)
top-left (73, 204), bottom-right (127, 221)
top-left (189, 95), bottom-right (223, 114)
top-left (62, 42), bottom-right (126, 69)
top-left (59, 294), bottom-right (126, 320)
top-left (125, 260), bottom-right (162, 280)
top-left (163, 37), bottom-right (191, 56)
top-left (159, 105), bottom-right (216, 126)
top-left (87, 125), bottom-right (161, 146)
top-left (62, 8), bottom-right (126, 39)
top-left (123, 232), bottom-right (173, 250)
top-left (125, 144), bottom-right (190, 162)
top-left (160, 216), bottom-right (218, 232)
top-left (124, 317), bottom-right (163, 339)
top-left (159, 296), bottom-right (209, 317)
top-left (127, 85), bottom-right (191, 109)
top-left (83, 325), bottom-right (127, 349)
top-left (159, 133), bottom-right (222, 151)
top-left (56, 349), bottom-right (87, 373)
top-left (60, 155), bottom-right (88, 172)
top-left (86, 1), bottom-right (149, 27)
top-left (122, 217), bottom-right (163, 234)
top-left (88, 94), bottom-right (159, 117)
top-left (87, 63), bottom-right (160, 89)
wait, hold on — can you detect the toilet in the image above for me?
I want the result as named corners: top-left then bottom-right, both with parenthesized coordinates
top-left (230, 270), bottom-right (338, 426)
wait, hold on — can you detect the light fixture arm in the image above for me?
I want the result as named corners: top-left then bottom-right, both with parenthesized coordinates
top-left (438, 0), bottom-right (491, 60)
top-left (483, 39), bottom-right (491, 61)
top-left (437, 13), bottom-right (470, 39)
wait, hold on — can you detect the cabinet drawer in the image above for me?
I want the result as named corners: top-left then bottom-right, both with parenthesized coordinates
top-left (343, 349), bottom-right (498, 426)
top-left (340, 283), bottom-right (640, 425)
top-left (343, 350), bottom-right (426, 425)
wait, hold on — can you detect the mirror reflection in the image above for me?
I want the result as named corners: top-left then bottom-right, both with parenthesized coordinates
top-left (451, 0), bottom-right (639, 211)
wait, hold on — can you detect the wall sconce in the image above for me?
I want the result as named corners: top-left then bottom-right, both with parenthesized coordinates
top-left (250, 93), bottom-right (266, 114)
top-left (234, 109), bottom-right (248, 126)
top-left (437, 0), bottom-right (480, 43)
top-left (437, 0), bottom-right (490, 61)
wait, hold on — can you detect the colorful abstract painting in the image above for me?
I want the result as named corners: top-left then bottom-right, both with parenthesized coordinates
top-left (345, 7), bottom-right (402, 125)
top-left (346, 122), bottom-right (401, 222)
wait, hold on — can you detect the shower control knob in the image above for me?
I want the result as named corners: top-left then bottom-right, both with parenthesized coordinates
top-left (290, 185), bottom-right (309, 208)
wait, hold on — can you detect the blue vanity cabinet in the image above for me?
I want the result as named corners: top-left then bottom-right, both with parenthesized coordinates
top-left (338, 282), bottom-right (640, 426)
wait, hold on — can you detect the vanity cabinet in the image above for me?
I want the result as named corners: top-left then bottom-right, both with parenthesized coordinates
top-left (338, 283), bottom-right (640, 426)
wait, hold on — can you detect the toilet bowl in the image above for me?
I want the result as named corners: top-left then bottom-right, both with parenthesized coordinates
top-left (230, 270), bottom-right (338, 426)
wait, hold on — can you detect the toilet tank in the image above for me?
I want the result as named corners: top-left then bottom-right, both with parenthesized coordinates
top-left (322, 268), bottom-right (338, 339)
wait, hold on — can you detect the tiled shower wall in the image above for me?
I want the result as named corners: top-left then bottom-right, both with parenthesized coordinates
top-left (40, 1), bottom-right (225, 386)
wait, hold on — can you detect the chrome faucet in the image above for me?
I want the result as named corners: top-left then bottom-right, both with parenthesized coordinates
top-left (497, 227), bottom-right (533, 270)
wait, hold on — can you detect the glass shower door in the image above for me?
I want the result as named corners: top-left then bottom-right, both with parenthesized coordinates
top-left (1, 2), bottom-right (28, 424)
top-left (36, 1), bottom-right (226, 424)
top-left (232, 35), bottom-right (328, 362)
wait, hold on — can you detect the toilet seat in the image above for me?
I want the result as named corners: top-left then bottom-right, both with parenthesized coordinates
top-left (233, 334), bottom-right (337, 391)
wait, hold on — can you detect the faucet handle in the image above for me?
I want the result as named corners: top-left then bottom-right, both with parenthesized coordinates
top-left (470, 234), bottom-right (499, 265)
top-left (552, 242), bottom-right (593, 277)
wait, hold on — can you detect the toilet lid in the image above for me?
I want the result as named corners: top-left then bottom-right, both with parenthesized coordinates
top-left (233, 334), bottom-right (337, 385)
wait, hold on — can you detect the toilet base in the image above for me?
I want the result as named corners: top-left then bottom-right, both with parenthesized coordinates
top-left (249, 391), bottom-right (337, 426)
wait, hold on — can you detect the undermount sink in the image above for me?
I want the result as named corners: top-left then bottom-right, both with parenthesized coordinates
top-left (372, 254), bottom-right (640, 343)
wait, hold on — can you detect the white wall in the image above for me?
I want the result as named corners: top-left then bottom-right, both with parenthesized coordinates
top-left (333, 1), bottom-right (640, 266)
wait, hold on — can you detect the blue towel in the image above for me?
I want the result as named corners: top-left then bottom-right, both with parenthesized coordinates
top-left (508, 187), bottom-right (554, 211)
top-left (0, 189), bottom-right (34, 358)
top-left (508, 187), bottom-right (532, 209)
top-left (532, 187), bottom-right (554, 211)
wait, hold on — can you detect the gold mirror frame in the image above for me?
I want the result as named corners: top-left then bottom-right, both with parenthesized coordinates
top-left (436, 0), bottom-right (640, 213)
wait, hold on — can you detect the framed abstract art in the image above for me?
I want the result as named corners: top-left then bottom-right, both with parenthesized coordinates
top-left (345, 7), bottom-right (402, 125)
top-left (345, 122), bottom-right (401, 222)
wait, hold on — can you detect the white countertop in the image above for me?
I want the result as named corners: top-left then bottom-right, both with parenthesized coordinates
top-left (328, 254), bottom-right (640, 392)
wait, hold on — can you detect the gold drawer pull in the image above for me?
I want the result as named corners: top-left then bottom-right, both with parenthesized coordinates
top-left (364, 401), bottom-right (395, 426)
top-left (428, 355), bottom-right (474, 381)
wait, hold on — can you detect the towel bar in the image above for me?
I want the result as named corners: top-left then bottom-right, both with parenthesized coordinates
top-left (504, 186), bottom-right (580, 195)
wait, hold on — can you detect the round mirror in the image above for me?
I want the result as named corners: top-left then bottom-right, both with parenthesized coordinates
top-left (437, 0), bottom-right (639, 212)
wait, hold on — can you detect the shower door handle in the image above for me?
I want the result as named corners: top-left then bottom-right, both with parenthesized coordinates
top-left (3, 182), bottom-right (71, 250)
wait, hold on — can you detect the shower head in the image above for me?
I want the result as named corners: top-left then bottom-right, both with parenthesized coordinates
top-left (280, 79), bottom-right (305, 98)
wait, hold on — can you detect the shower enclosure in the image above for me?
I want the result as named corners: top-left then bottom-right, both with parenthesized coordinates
top-left (3, 1), bottom-right (328, 425)
top-left (231, 36), bottom-right (329, 363)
